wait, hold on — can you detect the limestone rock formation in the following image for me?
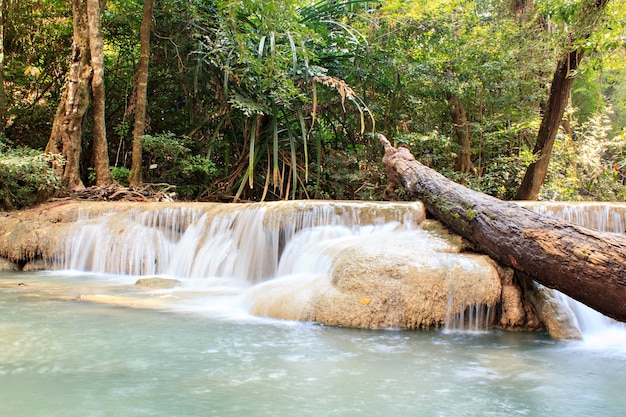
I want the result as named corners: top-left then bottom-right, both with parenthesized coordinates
top-left (0, 257), bottom-right (18, 271)
top-left (315, 249), bottom-right (501, 329)
top-left (248, 223), bottom-right (503, 330)
top-left (2, 200), bottom-right (582, 338)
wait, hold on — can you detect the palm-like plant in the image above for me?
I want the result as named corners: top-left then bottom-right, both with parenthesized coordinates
top-left (196, 0), bottom-right (376, 201)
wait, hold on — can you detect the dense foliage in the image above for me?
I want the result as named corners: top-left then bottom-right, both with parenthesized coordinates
top-left (1, 0), bottom-right (625, 208)
top-left (0, 142), bottom-right (62, 209)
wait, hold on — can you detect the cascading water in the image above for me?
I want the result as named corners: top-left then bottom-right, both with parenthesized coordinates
top-left (58, 201), bottom-right (426, 280)
top-left (49, 199), bottom-right (626, 335)
top-left (524, 201), bottom-right (626, 234)
top-left (444, 301), bottom-right (494, 333)
top-left (50, 200), bottom-right (503, 329)
top-left (62, 206), bottom-right (202, 275)
top-left (522, 201), bottom-right (626, 345)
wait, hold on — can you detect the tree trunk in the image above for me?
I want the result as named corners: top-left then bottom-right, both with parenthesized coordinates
top-left (516, 0), bottom-right (609, 200)
top-left (87, 0), bottom-right (113, 185)
top-left (45, 0), bottom-right (91, 191)
top-left (378, 134), bottom-right (626, 323)
top-left (447, 94), bottom-right (474, 173)
top-left (515, 49), bottom-right (582, 200)
top-left (129, 0), bottom-right (155, 187)
top-left (510, 0), bottom-right (533, 17)
top-left (0, 0), bottom-right (5, 136)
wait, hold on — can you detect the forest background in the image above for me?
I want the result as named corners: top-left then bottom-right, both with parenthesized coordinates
top-left (0, 0), bottom-right (625, 210)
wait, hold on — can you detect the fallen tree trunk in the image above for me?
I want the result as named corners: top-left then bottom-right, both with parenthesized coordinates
top-left (379, 134), bottom-right (626, 323)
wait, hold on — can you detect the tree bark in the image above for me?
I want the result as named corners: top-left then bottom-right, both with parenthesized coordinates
top-left (515, 49), bottom-right (582, 200)
top-left (45, 0), bottom-right (91, 191)
top-left (87, 0), bottom-right (113, 185)
top-left (0, 0), bottom-right (5, 136)
top-left (447, 94), bottom-right (474, 173)
top-left (516, 0), bottom-right (609, 200)
top-left (129, 0), bottom-right (155, 187)
top-left (379, 134), bottom-right (626, 323)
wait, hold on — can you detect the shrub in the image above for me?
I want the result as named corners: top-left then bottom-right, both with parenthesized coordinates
top-left (0, 145), bottom-right (63, 210)
top-left (141, 133), bottom-right (217, 199)
top-left (111, 166), bottom-right (131, 186)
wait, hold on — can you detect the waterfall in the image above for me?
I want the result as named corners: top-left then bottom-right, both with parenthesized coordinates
top-left (53, 200), bottom-right (506, 329)
top-left (62, 206), bottom-right (202, 275)
top-left (444, 300), bottom-right (493, 333)
top-left (522, 201), bottom-right (626, 343)
top-left (58, 201), bottom-right (426, 281)
top-left (520, 201), bottom-right (626, 234)
top-left (51, 199), bottom-right (626, 335)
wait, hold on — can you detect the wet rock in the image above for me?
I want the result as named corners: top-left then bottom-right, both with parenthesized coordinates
top-left (23, 259), bottom-right (53, 272)
top-left (491, 265), bottom-right (545, 333)
top-left (246, 274), bottom-right (333, 322)
top-left (0, 257), bottom-right (18, 271)
top-left (522, 278), bottom-right (582, 340)
top-left (135, 277), bottom-right (181, 289)
top-left (250, 226), bottom-right (502, 330)
top-left (314, 246), bottom-right (501, 329)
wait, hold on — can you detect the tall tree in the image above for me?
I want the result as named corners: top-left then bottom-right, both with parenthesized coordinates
top-left (45, 0), bottom-right (90, 190)
top-left (46, 0), bottom-right (113, 189)
top-left (446, 93), bottom-right (474, 173)
top-left (371, 0), bottom-right (540, 181)
top-left (516, 0), bottom-right (610, 200)
top-left (128, 0), bottom-right (155, 187)
top-left (87, 0), bottom-right (113, 185)
top-left (0, 0), bottom-right (5, 137)
top-left (515, 49), bottom-right (583, 199)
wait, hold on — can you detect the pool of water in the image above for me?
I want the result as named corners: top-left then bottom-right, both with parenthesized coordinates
top-left (1, 271), bottom-right (626, 417)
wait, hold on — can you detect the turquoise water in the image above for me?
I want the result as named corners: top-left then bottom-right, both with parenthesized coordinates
top-left (1, 272), bottom-right (626, 417)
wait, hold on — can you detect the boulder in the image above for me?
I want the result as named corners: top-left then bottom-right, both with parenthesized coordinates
top-left (314, 247), bottom-right (501, 329)
top-left (249, 224), bottom-right (503, 330)
top-left (0, 257), bottom-right (18, 271)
